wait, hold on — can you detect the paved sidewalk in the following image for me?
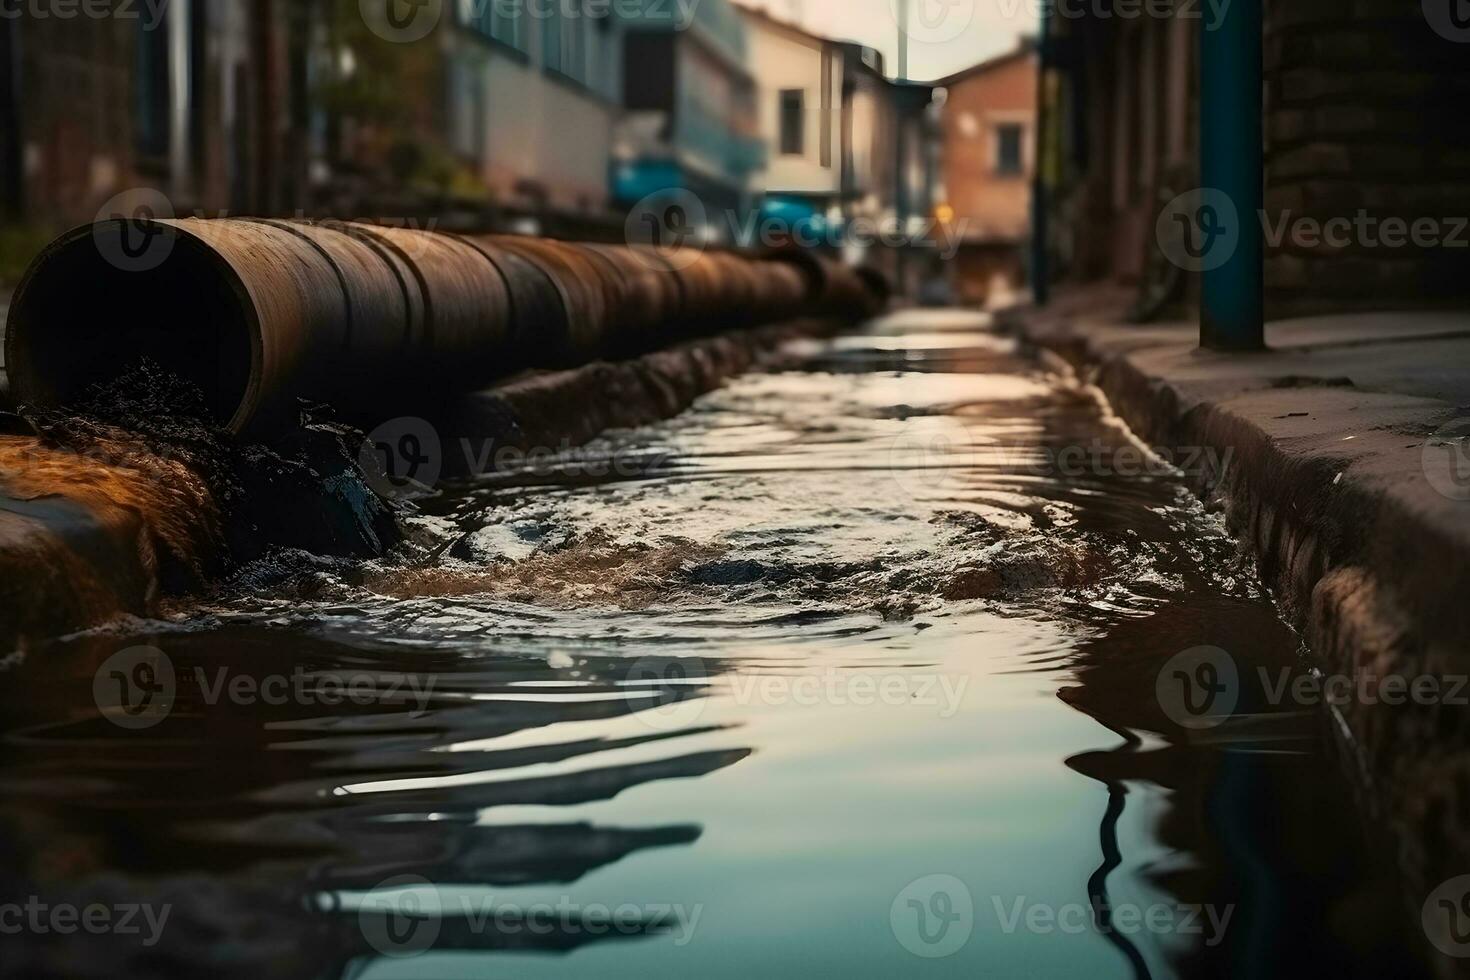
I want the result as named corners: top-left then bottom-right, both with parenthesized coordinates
top-left (1006, 288), bottom-right (1470, 914)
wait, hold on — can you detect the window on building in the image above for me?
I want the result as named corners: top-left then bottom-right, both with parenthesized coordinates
top-left (464, 0), bottom-right (525, 51)
top-left (819, 51), bottom-right (833, 168)
top-left (544, 4), bottom-right (591, 84)
top-left (448, 57), bottom-right (484, 162)
top-left (492, 3), bottom-right (524, 49)
top-left (779, 89), bottom-right (804, 156)
top-left (543, 9), bottom-right (562, 71)
top-left (995, 122), bottom-right (1024, 176)
top-left (562, 9), bottom-right (588, 82)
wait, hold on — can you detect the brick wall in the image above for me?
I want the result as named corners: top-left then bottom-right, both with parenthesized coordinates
top-left (1046, 3), bottom-right (1470, 320)
top-left (1264, 1), bottom-right (1470, 318)
top-left (941, 50), bottom-right (1037, 244)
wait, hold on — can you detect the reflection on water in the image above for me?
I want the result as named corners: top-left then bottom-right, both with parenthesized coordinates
top-left (0, 310), bottom-right (1426, 978)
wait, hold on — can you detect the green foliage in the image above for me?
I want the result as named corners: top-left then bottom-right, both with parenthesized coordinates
top-left (317, 0), bottom-right (437, 126)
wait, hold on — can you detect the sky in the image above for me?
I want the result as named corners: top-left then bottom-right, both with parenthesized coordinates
top-left (736, 0), bottom-right (1036, 82)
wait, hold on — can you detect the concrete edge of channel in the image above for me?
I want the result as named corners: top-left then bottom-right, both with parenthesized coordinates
top-left (999, 299), bottom-right (1470, 964)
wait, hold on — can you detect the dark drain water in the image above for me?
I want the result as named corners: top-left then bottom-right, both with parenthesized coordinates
top-left (0, 310), bottom-right (1422, 978)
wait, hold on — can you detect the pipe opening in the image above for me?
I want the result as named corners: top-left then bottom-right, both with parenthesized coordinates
top-left (9, 224), bottom-right (255, 426)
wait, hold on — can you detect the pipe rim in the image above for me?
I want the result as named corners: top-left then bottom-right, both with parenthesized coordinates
top-left (5, 218), bottom-right (265, 432)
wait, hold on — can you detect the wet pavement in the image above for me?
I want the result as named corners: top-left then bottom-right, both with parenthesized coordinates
top-left (0, 309), bottom-right (1426, 978)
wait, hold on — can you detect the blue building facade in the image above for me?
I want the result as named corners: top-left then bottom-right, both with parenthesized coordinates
top-left (610, 0), bottom-right (764, 236)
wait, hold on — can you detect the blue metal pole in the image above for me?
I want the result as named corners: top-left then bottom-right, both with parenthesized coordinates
top-left (1199, 0), bottom-right (1263, 350)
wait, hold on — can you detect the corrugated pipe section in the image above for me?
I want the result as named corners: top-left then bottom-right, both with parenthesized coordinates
top-left (4, 218), bottom-right (885, 433)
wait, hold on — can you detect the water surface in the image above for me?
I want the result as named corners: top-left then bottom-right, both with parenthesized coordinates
top-left (0, 309), bottom-right (1421, 978)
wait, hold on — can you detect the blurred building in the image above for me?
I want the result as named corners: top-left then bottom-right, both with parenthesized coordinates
top-left (0, 0), bottom-right (766, 246)
top-left (610, 0), bottom-right (764, 230)
top-left (738, 6), bottom-right (843, 238)
top-left (0, 0), bottom-right (947, 292)
top-left (438, 1), bottom-right (628, 234)
top-left (935, 40), bottom-right (1037, 306)
top-left (1036, 3), bottom-right (1470, 319)
top-left (0, 0), bottom-right (312, 232)
top-left (736, 4), bottom-right (938, 290)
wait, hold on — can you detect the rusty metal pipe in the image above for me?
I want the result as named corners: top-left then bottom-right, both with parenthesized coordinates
top-left (6, 217), bottom-right (518, 432)
top-left (6, 220), bottom-right (885, 434)
top-left (7, 217), bottom-right (367, 432)
top-left (472, 236), bottom-right (611, 362)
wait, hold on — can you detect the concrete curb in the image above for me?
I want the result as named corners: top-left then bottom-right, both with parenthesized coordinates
top-left (1003, 291), bottom-right (1470, 959)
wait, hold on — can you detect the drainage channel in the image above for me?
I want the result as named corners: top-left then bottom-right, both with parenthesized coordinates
top-left (0, 308), bottom-right (1421, 979)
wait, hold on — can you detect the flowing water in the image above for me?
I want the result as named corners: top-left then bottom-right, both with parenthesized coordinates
top-left (0, 310), bottom-right (1423, 978)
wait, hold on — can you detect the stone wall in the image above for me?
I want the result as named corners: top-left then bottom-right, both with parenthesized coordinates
top-left (1263, 1), bottom-right (1470, 318)
top-left (1046, 2), bottom-right (1470, 321)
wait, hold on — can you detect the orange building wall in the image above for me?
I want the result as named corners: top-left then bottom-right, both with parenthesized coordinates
top-left (940, 52), bottom-right (1037, 246)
